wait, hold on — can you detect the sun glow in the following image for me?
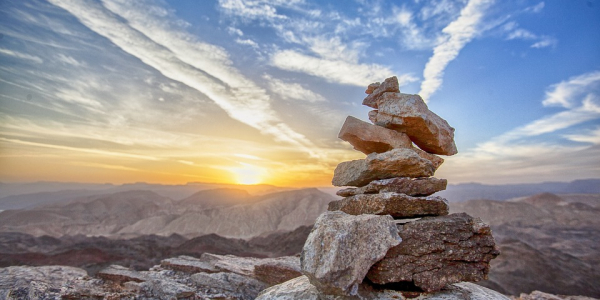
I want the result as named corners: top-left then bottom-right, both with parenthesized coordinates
top-left (230, 164), bottom-right (264, 185)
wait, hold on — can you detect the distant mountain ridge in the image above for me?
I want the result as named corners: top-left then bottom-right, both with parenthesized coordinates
top-left (438, 178), bottom-right (600, 202)
top-left (0, 188), bottom-right (334, 239)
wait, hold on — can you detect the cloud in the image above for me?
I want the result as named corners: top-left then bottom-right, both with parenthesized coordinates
top-left (503, 22), bottom-right (557, 49)
top-left (271, 49), bottom-right (417, 87)
top-left (523, 2), bottom-right (545, 13)
top-left (439, 70), bottom-right (600, 183)
top-left (0, 48), bottom-right (44, 63)
top-left (218, 0), bottom-right (294, 22)
top-left (419, 0), bottom-right (494, 101)
top-left (235, 38), bottom-right (259, 48)
top-left (263, 74), bottom-right (326, 102)
top-left (543, 70), bottom-right (600, 108)
top-left (48, 0), bottom-right (319, 156)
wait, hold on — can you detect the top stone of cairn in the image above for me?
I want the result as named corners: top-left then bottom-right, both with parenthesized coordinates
top-left (363, 77), bottom-right (458, 156)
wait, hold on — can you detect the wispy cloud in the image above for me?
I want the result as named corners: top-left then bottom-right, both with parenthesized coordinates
top-left (523, 2), bottom-right (545, 14)
top-left (503, 22), bottom-right (557, 49)
top-left (48, 0), bottom-right (319, 156)
top-left (419, 0), bottom-right (494, 101)
top-left (0, 48), bottom-right (44, 63)
top-left (263, 74), bottom-right (326, 102)
top-left (440, 70), bottom-right (600, 183)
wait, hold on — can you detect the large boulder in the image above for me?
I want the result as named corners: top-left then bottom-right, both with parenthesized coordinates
top-left (301, 211), bottom-right (401, 296)
top-left (368, 92), bottom-right (457, 155)
top-left (332, 148), bottom-right (437, 187)
top-left (328, 192), bottom-right (449, 218)
top-left (367, 213), bottom-right (500, 292)
top-left (256, 275), bottom-right (512, 300)
top-left (337, 177), bottom-right (447, 197)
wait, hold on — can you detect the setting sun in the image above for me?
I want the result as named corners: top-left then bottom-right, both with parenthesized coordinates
top-left (230, 164), bottom-right (265, 185)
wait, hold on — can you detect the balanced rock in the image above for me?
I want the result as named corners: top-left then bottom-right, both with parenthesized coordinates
top-left (367, 213), bottom-right (500, 292)
top-left (338, 116), bottom-right (445, 168)
top-left (337, 177), bottom-right (447, 197)
top-left (338, 116), bottom-right (412, 154)
top-left (301, 211), bottom-right (401, 296)
top-left (256, 275), bottom-right (512, 300)
top-left (363, 76), bottom-right (400, 107)
top-left (368, 92), bottom-right (457, 155)
top-left (328, 192), bottom-right (449, 218)
top-left (332, 148), bottom-right (437, 187)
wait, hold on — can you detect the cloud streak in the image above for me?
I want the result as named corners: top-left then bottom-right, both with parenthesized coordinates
top-left (48, 0), bottom-right (318, 156)
top-left (419, 0), bottom-right (494, 101)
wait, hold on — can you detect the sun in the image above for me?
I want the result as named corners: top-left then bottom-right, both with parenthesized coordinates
top-left (231, 165), bottom-right (263, 185)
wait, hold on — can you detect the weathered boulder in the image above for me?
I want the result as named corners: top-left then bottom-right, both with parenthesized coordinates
top-left (367, 213), bottom-right (500, 292)
top-left (337, 177), bottom-right (447, 197)
top-left (191, 272), bottom-right (267, 300)
top-left (256, 275), bottom-right (511, 300)
top-left (162, 254), bottom-right (300, 287)
top-left (338, 116), bottom-right (412, 154)
top-left (332, 148), bottom-right (437, 187)
top-left (368, 92), bottom-right (457, 155)
top-left (301, 211), bottom-right (401, 296)
top-left (97, 265), bottom-right (147, 283)
top-left (328, 192), bottom-right (449, 218)
top-left (363, 76), bottom-right (400, 108)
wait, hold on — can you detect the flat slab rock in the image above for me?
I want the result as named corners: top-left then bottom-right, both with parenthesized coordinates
top-left (162, 254), bottom-right (301, 286)
top-left (97, 265), bottom-right (146, 283)
top-left (368, 92), bottom-right (457, 155)
top-left (328, 192), bottom-right (449, 218)
top-left (301, 211), bottom-right (401, 296)
top-left (332, 148), bottom-right (438, 187)
top-left (256, 275), bottom-right (511, 300)
top-left (367, 213), bottom-right (500, 292)
top-left (337, 177), bottom-right (447, 197)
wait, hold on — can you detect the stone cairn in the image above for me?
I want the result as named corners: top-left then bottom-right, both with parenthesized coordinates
top-left (259, 76), bottom-right (501, 299)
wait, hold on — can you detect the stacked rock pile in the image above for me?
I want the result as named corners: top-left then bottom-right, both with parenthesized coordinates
top-left (257, 76), bottom-right (501, 299)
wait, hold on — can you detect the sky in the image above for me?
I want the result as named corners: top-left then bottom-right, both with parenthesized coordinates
top-left (0, 0), bottom-right (599, 187)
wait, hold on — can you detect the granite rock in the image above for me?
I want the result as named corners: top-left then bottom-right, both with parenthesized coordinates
top-left (97, 265), bottom-right (147, 283)
top-left (367, 213), bottom-right (500, 292)
top-left (328, 192), bottom-right (449, 218)
top-left (336, 177), bottom-right (447, 197)
top-left (368, 92), bottom-right (457, 155)
top-left (332, 148), bottom-right (437, 187)
top-left (256, 275), bottom-right (511, 300)
top-left (191, 272), bottom-right (267, 300)
top-left (301, 211), bottom-right (401, 296)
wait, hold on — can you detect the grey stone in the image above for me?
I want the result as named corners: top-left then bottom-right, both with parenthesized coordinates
top-left (301, 211), bottom-right (401, 296)
top-left (368, 92), bottom-right (457, 155)
top-left (367, 213), bottom-right (500, 292)
top-left (328, 192), bottom-right (449, 218)
top-left (256, 275), bottom-right (511, 300)
top-left (332, 148), bottom-right (437, 187)
top-left (191, 272), bottom-right (267, 300)
top-left (336, 177), bottom-right (448, 197)
top-left (97, 265), bottom-right (146, 283)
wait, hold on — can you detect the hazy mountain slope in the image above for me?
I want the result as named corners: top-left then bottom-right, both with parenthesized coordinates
top-left (143, 188), bottom-right (332, 238)
top-left (450, 193), bottom-right (600, 297)
top-left (0, 188), bottom-right (333, 239)
top-left (439, 179), bottom-right (600, 202)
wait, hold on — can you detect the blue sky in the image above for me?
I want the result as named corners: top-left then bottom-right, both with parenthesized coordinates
top-left (0, 0), bottom-right (599, 186)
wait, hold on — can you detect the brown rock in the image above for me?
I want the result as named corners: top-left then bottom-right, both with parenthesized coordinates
top-left (338, 116), bottom-right (413, 154)
top-left (368, 92), bottom-right (457, 155)
top-left (328, 192), bottom-right (449, 218)
top-left (97, 265), bottom-right (146, 283)
top-left (301, 211), bottom-right (401, 296)
top-left (253, 257), bottom-right (302, 286)
top-left (365, 82), bottom-right (381, 94)
top-left (366, 213), bottom-right (500, 292)
top-left (363, 76), bottom-right (400, 107)
top-left (332, 148), bottom-right (437, 187)
top-left (336, 177), bottom-right (447, 197)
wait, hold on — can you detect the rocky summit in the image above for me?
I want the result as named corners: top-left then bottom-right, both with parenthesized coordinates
top-left (262, 76), bottom-right (499, 299)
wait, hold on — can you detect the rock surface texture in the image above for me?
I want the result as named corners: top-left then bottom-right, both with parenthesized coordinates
top-left (300, 211), bottom-right (401, 296)
top-left (302, 76), bottom-right (499, 298)
top-left (367, 213), bottom-right (500, 291)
